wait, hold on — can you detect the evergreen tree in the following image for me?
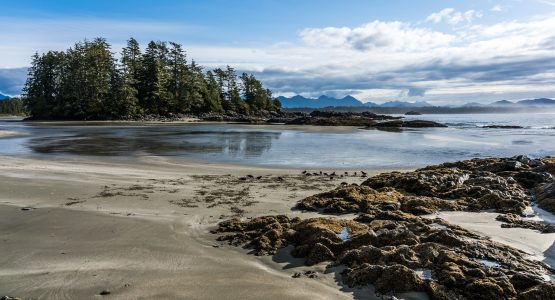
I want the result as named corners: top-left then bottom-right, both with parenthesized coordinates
top-left (204, 71), bottom-right (224, 113)
top-left (139, 41), bottom-right (172, 114)
top-left (167, 42), bottom-right (188, 112)
top-left (22, 37), bottom-right (281, 120)
top-left (118, 38), bottom-right (142, 115)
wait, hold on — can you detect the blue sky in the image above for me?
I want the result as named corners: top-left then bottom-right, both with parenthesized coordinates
top-left (1, 0), bottom-right (555, 104)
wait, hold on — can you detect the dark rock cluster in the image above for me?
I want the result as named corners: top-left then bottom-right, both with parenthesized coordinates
top-left (371, 120), bottom-right (448, 128)
top-left (215, 156), bottom-right (555, 299)
top-left (285, 111), bottom-right (401, 126)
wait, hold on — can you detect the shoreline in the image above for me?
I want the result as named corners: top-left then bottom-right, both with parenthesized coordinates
top-left (0, 154), bottom-right (382, 299)
top-left (1, 154), bottom-right (555, 299)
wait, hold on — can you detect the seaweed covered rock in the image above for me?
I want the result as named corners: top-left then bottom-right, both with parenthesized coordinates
top-left (362, 167), bottom-right (530, 214)
top-left (216, 212), bottom-right (554, 299)
top-left (215, 157), bottom-right (555, 299)
top-left (496, 213), bottom-right (555, 233)
top-left (297, 185), bottom-right (403, 213)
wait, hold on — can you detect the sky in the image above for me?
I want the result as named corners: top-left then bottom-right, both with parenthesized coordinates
top-left (1, 0), bottom-right (555, 104)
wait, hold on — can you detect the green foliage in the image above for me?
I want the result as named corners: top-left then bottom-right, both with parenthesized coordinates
top-left (0, 98), bottom-right (26, 115)
top-left (23, 37), bottom-right (282, 120)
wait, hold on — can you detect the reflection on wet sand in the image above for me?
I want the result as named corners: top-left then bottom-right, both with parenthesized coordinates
top-left (28, 129), bottom-right (281, 158)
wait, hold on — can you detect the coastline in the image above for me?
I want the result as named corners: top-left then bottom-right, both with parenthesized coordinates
top-left (0, 155), bottom-right (380, 299)
top-left (1, 154), bottom-right (555, 299)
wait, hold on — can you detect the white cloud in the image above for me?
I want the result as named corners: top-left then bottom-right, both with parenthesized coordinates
top-left (426, 8), bottom-right (483, 25)
top-left (538, 0), bottom-right (555, 7)
top-left (2, 11), bottom-right (555, 104)
top-left (490, 5), bottom-right (505, 12)
top-left (426, 8), bottom-right (455, 23)
top-left (300, 21), bottom-right (455, 52)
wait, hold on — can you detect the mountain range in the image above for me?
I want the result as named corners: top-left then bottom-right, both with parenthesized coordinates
top-left (0, 93), bottom-right (9, 100)
top-left (277, 95), bottom-right (555, 109)
top-left (277, 95), bottom-right (433, 108)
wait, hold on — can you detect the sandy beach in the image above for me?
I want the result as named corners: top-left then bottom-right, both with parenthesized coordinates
top-left (1, 153), bottom-right (554, 299)
top-left (0, 155), bottom-right (377, 299)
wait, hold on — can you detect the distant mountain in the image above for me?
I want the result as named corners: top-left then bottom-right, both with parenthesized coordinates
top-left (487, 98), bottom-right (555, 107)
top-left (278, 95), bottom-right (433, 108)
top-left (490, 100), bottom-right (514, 106)
top-left (379, 101), bottom-right (432, 108)
top-left (278, 95), bottom-right (555, 109)
top-left (277, 95), bottom-right (367, 108)
top-left (516, 98), bottom-right (555, 106)
top-left (461, 102), bottom-right (485, 107)
top-left (0, 93), bottom-right (9, 100)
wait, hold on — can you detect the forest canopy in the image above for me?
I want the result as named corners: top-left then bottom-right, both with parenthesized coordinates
top-left (0, 98), bottom-right (26, 115)
top-left (23, 38), bottom-right (281, 120)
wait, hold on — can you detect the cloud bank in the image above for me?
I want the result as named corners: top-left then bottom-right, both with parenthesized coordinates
top-left (1, 9), bottom-right (555, 104)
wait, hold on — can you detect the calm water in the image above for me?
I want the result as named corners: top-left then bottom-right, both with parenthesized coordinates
top-left (0, 113), bottom-right (554, 169)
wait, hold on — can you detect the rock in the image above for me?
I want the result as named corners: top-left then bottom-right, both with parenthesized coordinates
top-left (362, 167), bottom-right (530, 214)
top-left (374, 265), bottom-right (425, 293)
top-left (404, 111), bottom-right (422, 115)
top-left (99, 290), bottom-right (111, 296)
top-left (483, 125), bottom-right (524, 129)
top-left (306, 242), bottom-right (335, 265)
top-left (285, 111), bottom-right (400, 126)
top-left (519, 282), bottom-right (555, 299)
top-left (304, 270), bottom-right (318, 278)
top-left (536, 181), bottom-right (555, 213)
top-left (496, 213), bottom-right (555, 233)
top-left (372, 120), bottom-right (447, 128)
top-left (215, 156), bottom-right (555, 299)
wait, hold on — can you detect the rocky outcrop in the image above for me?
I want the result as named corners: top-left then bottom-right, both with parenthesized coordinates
top-left (404, 111), bottom-right (422, 115)
top-left (372, 120), bottom-right (447, 128)
top-left (199, 110), bottom-right (301, 123)
top-left (362, 168), bottom-right (530, 214)
top-left (285, 111), bottom-right (400, 126)
top-left (217, 213), bottom-right (554, 299)
top-left (483, 125), bottom-right (524, 129)
top-left (496, 213), bottom-right (555, 233)
top-left (536, 181), bottom-right (555, 213)
top-left (215, 156), bottom-right (555, 299)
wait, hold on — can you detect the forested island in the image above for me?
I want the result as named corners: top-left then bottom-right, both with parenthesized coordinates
top-left (0, 98), bottom-right (25, 115)
top-left (23, 38), bottom-right (281, 120)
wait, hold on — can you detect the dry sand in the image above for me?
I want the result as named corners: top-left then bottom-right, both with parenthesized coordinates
top-left (0, 155), bottom-right (377, 299)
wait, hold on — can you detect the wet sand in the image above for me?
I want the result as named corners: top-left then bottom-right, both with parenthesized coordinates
top-left (0, 130), bottom-right (27, 138)
top-left (0, 155), bottom-right (375, 299)
top-left (1, 154), bottom-right (554, 299)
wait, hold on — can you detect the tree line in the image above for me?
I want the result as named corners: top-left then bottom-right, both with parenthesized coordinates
top-left (0, 98), bottom-right (25, 115)
top-left (23, 38), bottom-right (281, 120)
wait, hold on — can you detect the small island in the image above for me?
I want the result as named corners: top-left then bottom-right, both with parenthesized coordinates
top-left (404, 111), bottom-right (422, 115)
top-left (23, 38), bottom-right (281, 121)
